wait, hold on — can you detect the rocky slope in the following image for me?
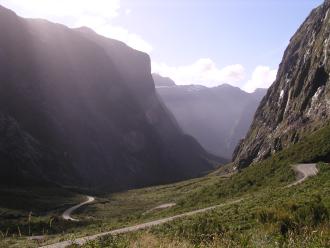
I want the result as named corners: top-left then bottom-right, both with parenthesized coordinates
top-left (153, 75), bottom-right (266, 158)
top-left (0, 5), bottom-right (219, 190)
top-left (233, 0), bottom-right (330, 168)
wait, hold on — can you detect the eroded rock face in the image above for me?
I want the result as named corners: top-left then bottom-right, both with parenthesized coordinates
top-left (233, 0), bottom-right (330, 168)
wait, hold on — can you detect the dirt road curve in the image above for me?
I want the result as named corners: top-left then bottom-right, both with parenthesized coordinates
top-left (40, 199), bottom-right (242, 248)
top-left (40, 164), bottom-right (319, 248)
top-left (286, 163), bottom-right (318, 187)
top-left (62, 196), bottom-right (95, 221)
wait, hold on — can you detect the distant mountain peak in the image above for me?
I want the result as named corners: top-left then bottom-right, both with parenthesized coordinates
top-left (253, 88), bottom-right (267, 93)
top-left (216, 83), bottom-right (238, 88)
top-left (152, 73), bottom-right (176, 87)
top-left (155, 76), bottom-right (266, 158)
top-left (75, 26), bottom-right (97, 35)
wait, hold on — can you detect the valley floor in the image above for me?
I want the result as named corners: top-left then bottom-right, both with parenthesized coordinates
top-left (39, 163), bottom-right (320, 248)
top-left (1, 125), bottom-right (330, 248)
top-left (0, 169), bottom-right (230, 248)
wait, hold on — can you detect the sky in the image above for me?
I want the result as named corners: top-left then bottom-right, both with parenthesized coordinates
top-left (0, 0), bottom-right (324, 92)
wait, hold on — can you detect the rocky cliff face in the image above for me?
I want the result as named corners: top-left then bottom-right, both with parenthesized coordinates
top-left (153, 75), bottom-right (266, 158)
top-left (233, 0), bottom-right (330, 168)
top-left (0, 6), bottom-right (218, 190)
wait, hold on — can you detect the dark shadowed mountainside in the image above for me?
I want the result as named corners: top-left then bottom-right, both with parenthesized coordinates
top-left (233, 0), bottom-right (330, 168)
top-left (153, 75), bottom-right (266, 159)
top-left (0, 6), bottom-right (221, 191)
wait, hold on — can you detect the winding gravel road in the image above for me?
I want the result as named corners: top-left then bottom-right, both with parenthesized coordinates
top-left (40, 163), bottom-right (319, 248)
top-left (143, 203), bottom-right (177, 215)
top-left (62, 196), bottom-right (95, 221)
top-left (40, 199), bottom-right (242, 248)
top-left (286, 163), bottom-right (318, 187)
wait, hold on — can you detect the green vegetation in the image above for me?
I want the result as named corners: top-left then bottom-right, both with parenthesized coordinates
top-left (0, 187), bottom-right (85, 234)
top-left (72, 161), bottom-right (329, 247)
top-left (1, 125), bottom-right (329, 247)
top-left (179, 121), bottom-right (330, 209)
top-left (0, 168), bottom-right (228, 247)
top-left (147, 163), bottom-right (329, 247)
top-left (74, 124), bottom-right (330, 247)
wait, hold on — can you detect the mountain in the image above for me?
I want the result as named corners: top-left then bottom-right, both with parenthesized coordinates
top-left (152, 74), bottom-right (176, 87)
top-left (153, 76), bottom-right (267, 158)
top-left (0, 6), bottom-right (220, 191)
top-left (233, 0), bottom-right (330, 168)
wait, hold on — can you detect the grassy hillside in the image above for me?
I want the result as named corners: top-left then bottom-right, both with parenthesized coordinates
top-left (75, 124), bottom-right (330, 247)
top-left (179, 121), bottom-right (330, 209)
top-left (1, 125), bottom-right (329, 247)
top-left (0, 170), bottom-right (229, 247)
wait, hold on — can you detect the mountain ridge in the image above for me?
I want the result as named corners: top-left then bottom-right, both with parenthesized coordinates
top-left (153, 74), bottom-right (267, 158)
top-left (0, 5), bottom-right (221, 191)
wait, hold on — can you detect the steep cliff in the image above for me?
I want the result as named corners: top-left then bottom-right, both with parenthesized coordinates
top-left (233, 0), bottom-right (330, 168)
top-left (0, 6), bottom-right (218, 190)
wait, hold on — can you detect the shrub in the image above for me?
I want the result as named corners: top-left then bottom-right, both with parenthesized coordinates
top-left (257, 208), bottom-right (277, 224)
top-left (294, 196), bottom-right (329, 226)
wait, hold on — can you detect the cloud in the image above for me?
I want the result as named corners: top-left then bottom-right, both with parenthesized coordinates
top-left (0, 0), bottom-right (276, 89)
top-left (2, 0), bottom-right (120, 20)
top-left (152, 59), bottom-right (246, 87)
top-left (243, 66), bottom-right (277, 93)
top-left (152, 60), bottom-right (277, 92)
top-left (96, 26), bottom-right (152, 54)
top-left (0, 0), bottom-right (152, 53)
